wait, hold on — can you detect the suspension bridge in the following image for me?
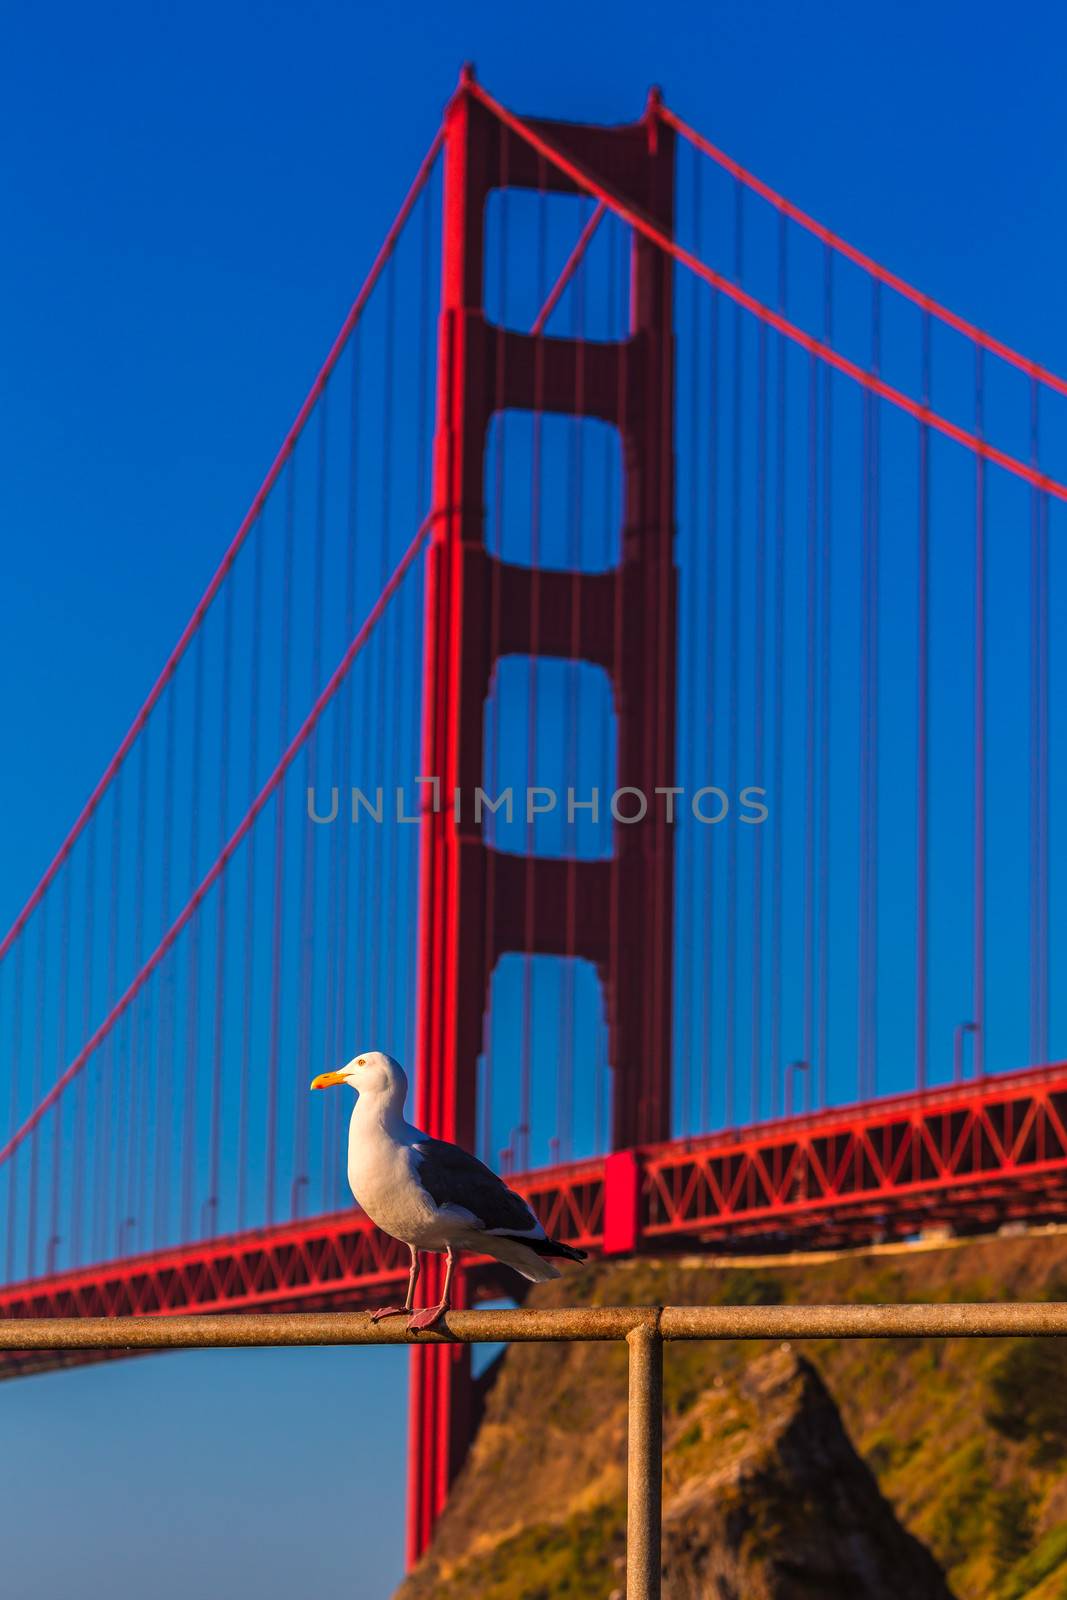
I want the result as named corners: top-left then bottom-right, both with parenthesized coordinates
top-left (2, 68), bottom-right (1065, 1561)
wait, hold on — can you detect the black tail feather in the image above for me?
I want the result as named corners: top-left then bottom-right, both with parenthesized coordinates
top-left (509, 1234), bottom-right (588, 1264)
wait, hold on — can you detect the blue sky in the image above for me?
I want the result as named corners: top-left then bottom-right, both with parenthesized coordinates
top-left (3, 1), bottom-right (1067, 1595)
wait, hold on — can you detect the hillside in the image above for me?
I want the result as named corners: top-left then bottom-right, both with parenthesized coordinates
top-left (395, 1227), bottom-right (1067, 1599)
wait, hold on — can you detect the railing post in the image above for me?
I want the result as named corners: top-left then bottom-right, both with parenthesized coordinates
top-left (626, 1319), bottom-right (663, 1600)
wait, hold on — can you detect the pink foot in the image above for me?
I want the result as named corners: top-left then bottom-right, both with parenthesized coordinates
top-left (407, 1303), bottom-right (448, 1332)
top-left (370, 1305), bottom-right (410, 1323)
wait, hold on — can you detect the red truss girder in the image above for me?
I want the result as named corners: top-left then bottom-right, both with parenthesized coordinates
top-left (638, 1063), bottom-right (1067, 1242)
top-left (0, 1212), bottom-right (411, 1378)
top-left (3, 1065), bottom-right (1067, 1380)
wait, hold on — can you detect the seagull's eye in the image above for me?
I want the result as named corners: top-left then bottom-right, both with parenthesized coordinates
top-left (358, 1057), bottom-right (366, 1066)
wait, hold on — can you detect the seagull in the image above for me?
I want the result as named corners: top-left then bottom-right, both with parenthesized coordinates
top-left (311, 1050), bottom-right (587, 1331)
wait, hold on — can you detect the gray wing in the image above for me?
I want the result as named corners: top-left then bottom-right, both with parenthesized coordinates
top-left (412, 1138), bottom-right (541, 1235)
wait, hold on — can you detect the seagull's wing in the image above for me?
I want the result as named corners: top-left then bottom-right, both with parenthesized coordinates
top-left (411, 1137), bottom-right (543, 1237)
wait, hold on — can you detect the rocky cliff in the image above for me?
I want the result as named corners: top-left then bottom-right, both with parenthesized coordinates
top-left (395, 1227), bottom-right (1067, 1599)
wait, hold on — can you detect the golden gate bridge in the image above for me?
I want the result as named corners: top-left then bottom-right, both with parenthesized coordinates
top-left (2, 69), bottom-right (1065, 1562)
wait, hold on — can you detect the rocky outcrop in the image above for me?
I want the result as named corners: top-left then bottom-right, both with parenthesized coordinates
top-left (396, 1343), bottom-right (955, 1600)
top-left (659, 1347), bottom-right (954, 1599)
top-left (395, 1231), bottom-right (1067, 1598)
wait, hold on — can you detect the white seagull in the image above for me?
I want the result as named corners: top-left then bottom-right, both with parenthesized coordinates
top-left (311, 1050), bottom-right (587, 1330)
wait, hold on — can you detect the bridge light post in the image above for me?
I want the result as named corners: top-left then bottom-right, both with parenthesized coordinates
top-left (785, 1059), bottom-right (810, 1118)
top-left (290, 1174), bottom-right (309, 1219)
top-left (953, 1021), bottom-right (980, 1083)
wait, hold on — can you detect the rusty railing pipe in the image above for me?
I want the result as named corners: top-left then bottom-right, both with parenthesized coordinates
top-left (3, 1301), bottom-right (1067, 1350)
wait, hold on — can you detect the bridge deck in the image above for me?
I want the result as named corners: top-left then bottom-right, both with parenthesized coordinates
top-left (3, 1063), bottom-right (1066, 1378)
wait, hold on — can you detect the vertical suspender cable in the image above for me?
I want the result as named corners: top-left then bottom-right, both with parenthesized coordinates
top-left (5, 939), bottom-right (24, 1279)
top-left (154, 687), bottom-right (175, 1247)
top-left (27, 904), bottom-right (48, 1275)
top-left (412, 181), bottom-right (438, 1094)
top-left (725, 178), bottom-right (743, 1127)
top-left (128, 718), bottom-right (149, 1252)
top-left (858, 283), bottom-right (881, 1100)
top-left (354, 322), bottom-right (374, 1109)
top-left (1039, 489), bottom-right (1049, 1062)
top-left (182, 637), bottom-right (204, 1239)
top-left (868, 287), bottom-right (881, 1096)
top-left (973, 349), bottom-right (986, 1079)
top-left (320, 611), bottom-right (342, 1213)
top-left (327, 321), bottom-right (365, 1202)
top-left (237, 521), bottom-right (264, 1231)
top-left (208, 576), bottom-right (234, 1233)
top-left (319, 422), bottom-right (343, 1212)
top-left (1029, 379), bottom-right (1040, 1063)
top-left (387, 265), bottom-right (411, 1057)
top-left (136, 881), bottom-right (154, 1241)
top-left (817, 247), bottom-right (833, 1107)
top-left (266, 467), bottom-right (296, 1225)
top-left (802, 346), bottom-right (818, 1109)
top-left (77, 814), bottom-right (97, 1261)
top-left (858, 338), bottom-right (871, 1101)
top-left (410, 173), bottom-right (436, 1082)
top-left (354, 373), bottom-right (378, 1098)
top-left (373, 260), bottom-right (397, 1040)
top-left (325, 328), bottom-right (361, 1206)
top-left (751, 320), bottom-right (768, 1121)
top-left (770, 214), bottom-right (787, 1118)
top-left (702, 284), bottom-right (721, 1131)
top-left (916, 310), bottom-right (931, 1089)
top-left (51, 863), bottom-right (73, 1270)
top-left (293, 394), bottom-right (329, 1215)
top-left (1029, 380), bottom-right (1050, 1064)
top-left (99, 769), bottom-right (123, 1255)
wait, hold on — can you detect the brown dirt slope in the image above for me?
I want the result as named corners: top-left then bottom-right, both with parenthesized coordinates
top-left (395, 1227), bottom-right (1067, 1600)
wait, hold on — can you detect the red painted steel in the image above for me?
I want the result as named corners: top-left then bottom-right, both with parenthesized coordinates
top-left (603, 1148), bottom-right (641, 1254)
top-left (408, 70), bottom-right (676, 1560)
top-left (5, 1062), bottom-right (1067, 1379)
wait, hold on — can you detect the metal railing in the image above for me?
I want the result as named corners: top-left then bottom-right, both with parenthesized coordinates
top-left (6, 1302), bottom-right (1067, 1600)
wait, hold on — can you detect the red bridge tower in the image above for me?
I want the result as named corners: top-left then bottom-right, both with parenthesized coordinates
top-left (409, 72), bottom-right (677, 1562)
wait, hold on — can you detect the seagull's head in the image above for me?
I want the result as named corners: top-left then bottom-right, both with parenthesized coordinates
top-left (310, 1050), bottom-right (407, 1103)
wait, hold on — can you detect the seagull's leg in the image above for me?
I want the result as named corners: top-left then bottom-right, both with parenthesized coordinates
top-left (406, 1245), bottom-right (456, 1332)
top-left (405, 1246), bottom-right (422, 1311)
top-left (371, 1245), bottom-right (420, 1323)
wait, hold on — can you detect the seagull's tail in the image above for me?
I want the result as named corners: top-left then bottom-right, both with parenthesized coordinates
top-left (482, 1232), bottom-right (588, 1283)
top-left (536, 1237), bottom-right (588, 1265)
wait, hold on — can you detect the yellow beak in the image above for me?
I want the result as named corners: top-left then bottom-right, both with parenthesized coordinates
top-left (310, 1070), bottom-right (347, 1091)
